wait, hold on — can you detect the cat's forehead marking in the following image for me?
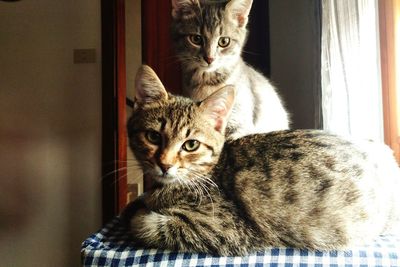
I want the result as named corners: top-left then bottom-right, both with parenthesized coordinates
top-left (200, 20), bottom-right (216, 41)
top-left (201, 4), bottom-right (224, 33)
top-left (157, 104), bottom-right (194, 138)
top-left (218, 25), bottom-right (223, 36)
top-left (186, 129), bottom-right (191, 138)
top-left (157, 117), bottom-right (167, 132)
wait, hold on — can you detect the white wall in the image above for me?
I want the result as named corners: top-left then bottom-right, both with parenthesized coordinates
top-left (0, 1), bottom-right (101, 266)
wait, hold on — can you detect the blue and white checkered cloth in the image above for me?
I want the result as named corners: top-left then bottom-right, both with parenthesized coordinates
top-left (81, 217), bottom-right (400, 266)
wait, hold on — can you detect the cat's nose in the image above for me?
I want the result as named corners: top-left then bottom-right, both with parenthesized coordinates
top-left (204, 56), bottom-right (214, 65)
top-left (159, 163), bottom-right (173, 175)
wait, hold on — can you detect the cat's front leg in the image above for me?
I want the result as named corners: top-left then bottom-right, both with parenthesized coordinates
top-left (120, 194), bottom-right (147, 227)
top-left (129, 208), bottom-right (228, 254)
top-left (129, 209), bottom-right (172, 248)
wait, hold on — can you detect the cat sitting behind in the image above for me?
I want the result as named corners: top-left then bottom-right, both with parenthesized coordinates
top-left (171, 0), bottom-right (290, 140)
top-left (123, 65), bottom-right (400, 256)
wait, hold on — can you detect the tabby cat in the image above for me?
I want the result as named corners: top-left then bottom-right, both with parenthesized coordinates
top-left (124, 65), bottom-right (400, 256)
top-left (171, 0), bottom-right (289, 139)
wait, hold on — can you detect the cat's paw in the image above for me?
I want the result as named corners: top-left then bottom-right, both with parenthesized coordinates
top-left (120, 198), bottom-right (146, 227)
top-left (130, 210), bottom-right (170, 242)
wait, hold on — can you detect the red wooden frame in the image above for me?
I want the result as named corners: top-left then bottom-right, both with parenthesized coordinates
top-left (379, 0), bottom-right (400, 163)
top-left (101, 0), bottom-right (127, 224)
top-left (116, 0), bottom-right (128, 211)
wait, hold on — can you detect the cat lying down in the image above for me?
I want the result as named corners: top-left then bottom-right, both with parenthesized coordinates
top-left (122, 65), bottom-right (400, 256)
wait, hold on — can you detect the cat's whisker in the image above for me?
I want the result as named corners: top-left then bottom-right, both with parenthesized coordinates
top-left (175, 55), bottom-right (201, 64)
top-left (160, 56), bottom-right (184, 65)
top-left (188, 169), bottom-right (219, 189)
top-left (185, 172), bottom-right (215, 216)
top-left (194, 179), bottom-right (215, 218)
top-left (165, 60), bottom-right (186, 67)
top-left (101, 162), bottom-right (146, 189)
top-left (163, 57), bottom-right (188, 63)
top-left (184, 176), bottom-right (203, 205)
top-left (159, 54), bottom-right (181, 60)
top-left (114, 161), bottom-right (141, 165)
top-left (186, 178), bottom-right (200, 202)
top-left (196, 175), bottom-right (219, 189)
top-left (175, 176), bottom-right (185, 189)
top-left (102, 163), bottom-right (142, 178)
top-left (101, 166), bottom-right (132, 179)
top-left (108, 167), bottom-right (143, 185)
top-left (190, 181), bottom-right (202, 205)
top-left (191, 178), bottom-right (206, 206)
top-left (180, 173), bottom-right (204, 206)
top-left (241, 50), bottom-right (262, 56)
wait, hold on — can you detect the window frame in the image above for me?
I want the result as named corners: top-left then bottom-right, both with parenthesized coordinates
top-left (379, 0), bottom-right (400, 163)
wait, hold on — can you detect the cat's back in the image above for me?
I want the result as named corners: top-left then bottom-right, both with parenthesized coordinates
top-left (225, 129), bottom-right (399, 198)
top-left (218, 130), bottom-right (400, 249)
top-left (225, 129), bottom-right (395, 167)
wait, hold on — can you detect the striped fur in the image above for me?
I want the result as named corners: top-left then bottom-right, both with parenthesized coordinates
top-left (124, 66), bottom-right (400, 256)
top-left (171, 0), bottom-right (290, 140)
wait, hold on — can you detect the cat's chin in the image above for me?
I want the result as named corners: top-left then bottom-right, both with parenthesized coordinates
top-left (191, 62), bottom-right (221, 73)
top-left (203, 64), bottom-right (220, 73)
top-left (153, 175), bottom-right (178, 185)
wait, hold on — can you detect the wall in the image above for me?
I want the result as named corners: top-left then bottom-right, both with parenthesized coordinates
top-left (0, 1), bottom-right (101, 266)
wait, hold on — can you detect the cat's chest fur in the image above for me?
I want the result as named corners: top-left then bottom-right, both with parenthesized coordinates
top-left (183, 62), bottom-right (242, 101)
top-left (183, 60), bottom-right (290, 140)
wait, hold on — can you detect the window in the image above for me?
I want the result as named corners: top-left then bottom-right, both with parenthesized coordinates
top-left (322, 0), bottom-right (400, 163)
top-left (321, 0), bottom-right (383, 142)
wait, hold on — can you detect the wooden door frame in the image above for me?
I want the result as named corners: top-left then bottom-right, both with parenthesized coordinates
top-left (379, 0), bottom-right (400, 163)
top-left (100, 0), bottom-right (180, 223)
top-left (101, 0), bottom-right (127, 224)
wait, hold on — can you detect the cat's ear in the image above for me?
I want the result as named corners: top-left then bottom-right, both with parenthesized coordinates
top-left (134, 65), bottom-right (168, 105)
top-left (225, 0), bottom-right (253, 27)
top-left (199, 85), bottom-right (236, 133)
top-left (171, 0), bottom-right (199, 19)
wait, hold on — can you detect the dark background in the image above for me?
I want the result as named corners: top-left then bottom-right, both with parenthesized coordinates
top-left (245, 0), bottom-right (322, 130)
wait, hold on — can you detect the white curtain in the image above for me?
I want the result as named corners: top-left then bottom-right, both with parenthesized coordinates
top-left (321, 0), bottom-right (384, 141)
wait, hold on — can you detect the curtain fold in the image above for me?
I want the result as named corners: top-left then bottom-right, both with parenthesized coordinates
top-left (321, 0), bottom-right (383, 141)
top-left (141, 0), bottom-right (182, 95)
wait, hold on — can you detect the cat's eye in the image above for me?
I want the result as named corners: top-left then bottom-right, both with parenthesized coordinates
top-left (188, 35), bottom-right (203, 46)
top-left (218, 37), bottom-right (230, 48)
top-left (145, 131), bottom-right (161, 145)
top-left (182, 140), bottom-right (200, 152)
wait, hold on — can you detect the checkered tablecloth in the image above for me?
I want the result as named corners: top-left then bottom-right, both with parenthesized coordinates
top-left (81, 217), bottom-right (400, 267)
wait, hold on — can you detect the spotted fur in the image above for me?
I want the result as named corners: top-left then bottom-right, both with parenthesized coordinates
top-left (171, 0), bottom-right (290, 140)
top-left (124, 65), bottom-right (400, 256)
